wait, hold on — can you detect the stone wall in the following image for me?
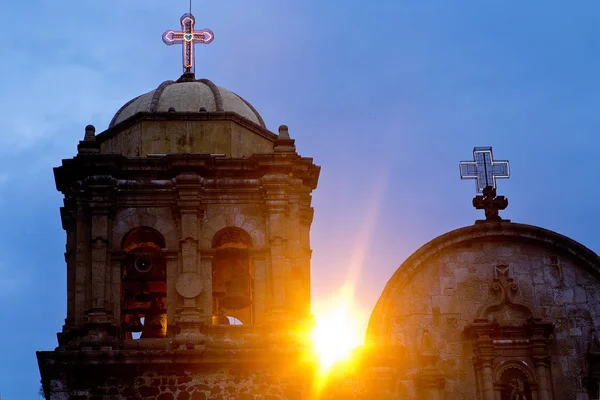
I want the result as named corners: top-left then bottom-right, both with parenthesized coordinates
top-left (100, 118), bottom-right (275, 158)
top-left (44, 368), bottom-right (309, 400)
top-left (367, 222), bottom-right (600, 400)
top-left (39, 350), bottom-right (400, 400)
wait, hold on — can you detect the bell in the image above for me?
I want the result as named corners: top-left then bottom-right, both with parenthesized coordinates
top-left (134, 283), bottom-right (152, 303)
top-left (220, 271), bottom-right (252, 310)
top-left (212, 314), bottom-right (231, 325)
top-left (125, 315), bottom-right (143, 333)
top-left (141, 314), bottom-right (167, 338)
top-left (212, 286), bottom-right (226, 299)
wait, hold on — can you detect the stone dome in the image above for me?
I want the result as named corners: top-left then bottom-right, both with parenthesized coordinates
top-left (109, 75), bottom-right (266, 128)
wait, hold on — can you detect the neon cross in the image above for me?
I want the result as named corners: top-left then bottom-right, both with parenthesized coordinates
top-left (459, 147), bottom-right (510, 193)
top-left (162, 13), bottom-right (214, 73)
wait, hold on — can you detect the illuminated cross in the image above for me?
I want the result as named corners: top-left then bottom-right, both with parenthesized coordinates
top-left (459, 147), bottom-right (510, 193)
top-left (162, 13), bottom-right (214, 74)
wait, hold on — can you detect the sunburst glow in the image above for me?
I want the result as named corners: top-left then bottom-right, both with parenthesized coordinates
top-left (310, 283), bottom-right (368, 374)
top-left (309, 168), bottom-right (390, 378)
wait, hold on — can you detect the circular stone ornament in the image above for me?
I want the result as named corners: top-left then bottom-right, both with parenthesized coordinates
top-left (176, 272), bottom-right (203, 299)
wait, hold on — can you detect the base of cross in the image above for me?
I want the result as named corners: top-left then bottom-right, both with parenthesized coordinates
top-left (473, 186), bottom-right (509, 223)
top-left (177, 71), bottom-right (196, 82)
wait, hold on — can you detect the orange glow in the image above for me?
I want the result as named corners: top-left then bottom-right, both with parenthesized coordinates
top-left (309, 282), bottom-right (369, 376)
top-left (307, 162), bottom-right (390, 391)
top-left (308, 168), bottom-right (388, 375)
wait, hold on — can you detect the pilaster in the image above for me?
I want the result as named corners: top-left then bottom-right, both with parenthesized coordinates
top-left (531, 332), bottom-right (552, 400)
top-left (173, 173), bottom-right (206, 347)
top-left (476, 335), bottom-right (496, 400)
top-left (74, 198), bottom-right (89, 326)
top-left (85, 175), bottom-right (117, 324)
top-left (262, 173), bottom-right (291, 323)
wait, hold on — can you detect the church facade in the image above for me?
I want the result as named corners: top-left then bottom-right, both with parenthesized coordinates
top-left (37, 13), bottom-right (600, 400)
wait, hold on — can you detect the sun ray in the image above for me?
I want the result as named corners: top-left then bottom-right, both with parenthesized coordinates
top-left (307, 159), bottom-right (393, 397)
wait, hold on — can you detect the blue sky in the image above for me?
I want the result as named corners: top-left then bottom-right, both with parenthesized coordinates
top-left (1, 0), bottom-right (600, 398)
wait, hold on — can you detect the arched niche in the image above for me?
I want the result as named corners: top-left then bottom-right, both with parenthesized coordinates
top-left (120, 226), bottom-right (167, 339)
top-left (211, 227), bottom-right (254, 325)
top-left (111, 208), bottom-right (177, 251)
top-left (494, 362), bottom-right (537, 400)
top-left (201, 209), bottom-right (266, 249)
top-left (121, 226), bottom-right (166, 252)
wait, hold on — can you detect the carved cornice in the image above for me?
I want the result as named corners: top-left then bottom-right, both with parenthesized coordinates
top-left (55, 153), bottom-right (320, 195)
top-left (465, 318), bottom-right (554, 343)
top-left (98, 111), bottom-right (278, 143)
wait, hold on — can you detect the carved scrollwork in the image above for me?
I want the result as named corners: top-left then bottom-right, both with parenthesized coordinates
top-left (476, 265), bottom-right (534, 321)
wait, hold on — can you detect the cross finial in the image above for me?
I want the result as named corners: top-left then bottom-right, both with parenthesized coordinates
top-left (459, 147), bottom-right (509, 193)
top-left (460, 147), bottom-right (510, 222)
top-left (472, 186), bottom-right (508, 223)
top-left (162, 13), bottom-right (214, 75)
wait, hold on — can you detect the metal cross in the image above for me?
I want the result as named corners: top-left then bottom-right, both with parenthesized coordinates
top-left (459, 147), bottom-right (510, 193)
top-left (162, 13), bottom-right (214, 74)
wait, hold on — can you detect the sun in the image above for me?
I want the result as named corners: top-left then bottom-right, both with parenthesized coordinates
top-left (309, 283), bottom-right (368, 375)
top-left (311, 303), bottom-right (360, 370)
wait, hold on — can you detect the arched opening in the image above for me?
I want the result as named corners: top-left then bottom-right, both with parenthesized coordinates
top-left (211, 227), bottom-right (253, 325)
top-left (227, 316), bottom-right (244, 325)
top-left (120, 226), bottom-right (167, 339)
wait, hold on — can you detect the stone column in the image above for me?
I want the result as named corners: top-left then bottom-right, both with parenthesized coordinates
top-left (262, 174), bottom-right (291, 322)
top-left (199, 254), bottom-right (213, 324)
top-left (480, 359), bottom-right (495, 400)
top-left (533, 359), bottom-right (551, 400)
top-left (251, 253), bottom-right (268, 324)
top-left (532, 336), bottom-right (552, 400)
top-left (476, 335), bottom-right (496, 400)
top-left (74, 199), bottom-right (89, 326)
top-left (173, 173), bottom-right (205, 347)
top-left (165, 253), bottom-right (179, 328)
top-left (88, 212), bottom-right (110, 322)
top-left (109, 253), bottom-right (122, 327)
top-left (85, 176), bottom-right (116, 324)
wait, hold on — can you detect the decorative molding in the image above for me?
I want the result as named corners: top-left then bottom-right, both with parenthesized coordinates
top-left (476, 267), bottom-right (533, 321)
top-left (494, 361), bottom-right (537, 384)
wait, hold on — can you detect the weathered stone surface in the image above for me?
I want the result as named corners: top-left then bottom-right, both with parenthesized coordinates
top-left (175, 272), bottom-right (203, 299)
top-left (43, 78), bottom-right (321, 399)
top-left (367, 222), bottom-right (600, 400)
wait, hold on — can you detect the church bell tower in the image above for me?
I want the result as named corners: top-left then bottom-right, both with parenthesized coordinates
top-left (37, 12), bottom-right (320, 399)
